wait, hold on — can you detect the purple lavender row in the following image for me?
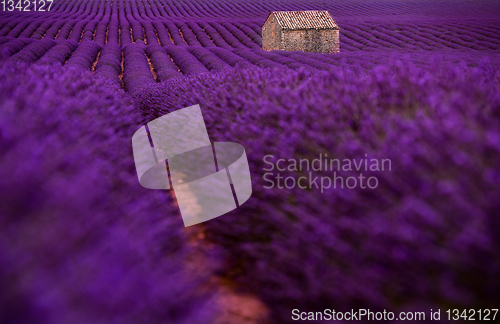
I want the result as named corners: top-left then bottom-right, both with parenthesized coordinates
top-left (131, 20), bottom-right (145, 43)
top-left (163, 45), bottom-right (209, 75)
top-left (177, 23), bottom-right (201, 46)
top-left (106, 0), bottom-right (120, 44)
top-left (232, 48), bottom-right (286, 69)
top-left (246, 22), bottom-right (263, 36)
top-left (354, 25), bottom-right (414, 49)
top-left (131, 0), bottom-right (148, 20)
top-left (5, 21), bottom-right (31, 38)
top-left (337, 38), bottom-right (359, 51)
top-left (0, 38), bottom-right (35, 60)
top-left (122, 43), bottom-right (155, 92)
top-left (341, 27), bottom-right (392, 50)
top-left (145, 45), bottom-right (183, 81)
top-left (370, 25), bottom-right (421, 49)
top-left (254, 49), bottom-right (319, 72)
top-left (419, 26), bottom-right (499, 50)
top-left (94, 42), bottom-right (122, 86)
top-left (207, 47), bottom-right (255, 69)
top-left (221, 22), bottom-right (260, 49)
top-left (155, 0), bottom-right (175, 17)
top-left (152, 22), bottom-right (174, 46)
top-left (41, 21), bottom-right (66, 40)
top-left (234, 23), bottom-right (262, 47)
top-left (143, 0), bottom-right (157, 19)
top-left (198, 22), bottom-right (232, 50)
top-left (92, 0), bottom-right (113, 46)
top-left (142, 0), bottom-right (157, 19)
top-left (94, 21), bottom-right (109, 46)
top-left (143, 22), bottom-right (160, 46)
top-left (164, 22), bottom-right (187, 46)
top-left (186, 46), bottom-right (232, 72)
top-left (55, 20), bottom-right (76, 41)
top-left (68, 20), bottom-right (90, 43)
top-left (396, 27), bottom-right (459, 50)
top-left (9, 39), bottom-right (57, 64)
top-left (135, 60), bottom-right (500, 323)
top-left (29, 20), bottom-right (53, 40)
top-left (120, 0), bottom-right (135, 45)
top-left (0, 63), bottom-right (215, 324)
top-left (395, 26), bottom-right (461, 50)
top-left (275, 51), bottom-right (336, 71)
top-left (186, 21), bottom-right (215, 47)
top-left (174, 1), bottom-right (193, 18)
top-left (0, 37), bottom-right (13, 46)
top-left (163, 0), bottom-right (184, 18)
top-left (18, 20), bottom-right (42, 38)
top-left (363, 25), bottom-right (420, 49)
top-left (192, 1), bottom-right (219, 19)
top-left (0, 21), bottom-right (20, 37)
top-left (65, 41), bottom-right (101, 70)
top-left (118, 0), bottom-right (133, 46)
top-left (455, 25), bottom-right (500, 45)
top-left (179, 0), bottom-right (206, 18)
top-left (419, 27), bottom-right (486, 49)
top-left (418, 26), bottom-right (477, 49)
top-left (209, 23), bottom-right (246, 49)
top-left (36, 40), bottom-right (79, 65)
top-left (81, 21), bottom-right (98, 43)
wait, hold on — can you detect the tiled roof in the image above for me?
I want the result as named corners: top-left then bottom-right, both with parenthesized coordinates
top-left (270, 10), bottom-right (339, 30)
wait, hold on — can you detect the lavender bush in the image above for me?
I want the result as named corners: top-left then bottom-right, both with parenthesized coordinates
top-left (122, 43), bottom-right (155, 92)
top-left (207, 47), bottom-right (255, 69)
top-left (1, 0), bottom-right (500, 322)
top-left (136, 60), bottom-right (500, 323)
top-left (0, 63), bottom-right (217, 324)
top-left (9, 40), bottom-right (56, 64)
top-left (145, 45), bottom-right (184, 82)
top-left (164, 45), bottom-right (209, 76)
top-left (187, 46), bottom-right (232, 72)
top-left (94, 42), bottom-right (123, 85)
top-left (65, 40), bottom-right (101, 70)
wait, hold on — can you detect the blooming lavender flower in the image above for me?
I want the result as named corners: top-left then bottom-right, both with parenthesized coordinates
top-left (198, 22), bottom-right (233, 50)
top-left (135, 60), bottom-right (500, 323)
top-left (187, 46), bottom-right (232, 72)
top-left (177, 23), bottom-right (201, 46)
top-left (0, 63), bottom-right (217, 324)
top-left (65, 40), bottom-right (101, 70)
top-left (0, 38), bottom-right (35, 60)
top-left (94, 42), bottom-right (123, 85)
top-left (9, 39), bottom-right (56, 64)
top-left (122, 42), bottom-right (155, 92)
top-left (152, 21), bottom-right (174, 46)
top-left (165, 22), bottom-right (188, 46)
top-left (186, 21), bottom-right (216, 47)
top-left (1, 0), bottom-right (500, 323)
top-left (145, 44), bottom-right (184, 81)
top-left (207, 47), bottom-right (255, 69)
top-left (164, 45), bottom-right (209, 75)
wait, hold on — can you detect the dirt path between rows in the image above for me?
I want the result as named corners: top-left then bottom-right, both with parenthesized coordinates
top-left (170, 192), bottom-right (270, 323)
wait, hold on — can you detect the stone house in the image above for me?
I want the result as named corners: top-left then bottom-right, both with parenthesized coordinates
top-left (262, 10), bottom-right (340, 53)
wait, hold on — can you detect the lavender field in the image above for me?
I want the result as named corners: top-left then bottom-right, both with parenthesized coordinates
top-left (1, 0), bottom-right (500, 323)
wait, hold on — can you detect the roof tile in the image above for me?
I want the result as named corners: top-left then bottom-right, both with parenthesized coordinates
top-left (271, 10), bottom-right (339, 30)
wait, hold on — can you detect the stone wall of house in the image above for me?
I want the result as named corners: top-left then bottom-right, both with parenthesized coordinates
top-left (281, 29), bottom-right (339, 53)
top-left (262, 15), bottom-right (282, 51)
